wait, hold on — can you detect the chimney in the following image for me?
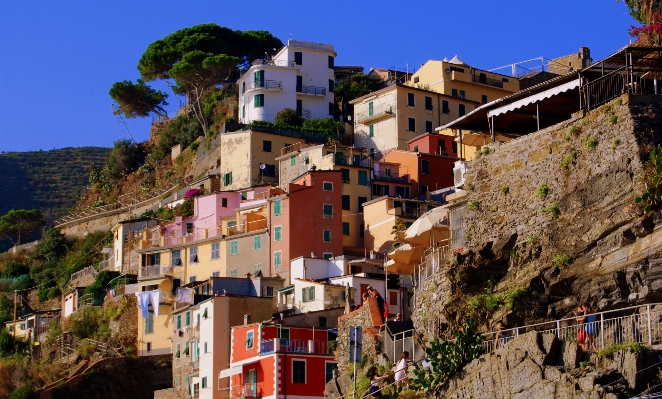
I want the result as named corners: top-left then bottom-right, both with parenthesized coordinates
top-left (244, 314), bottom-right (251, 325)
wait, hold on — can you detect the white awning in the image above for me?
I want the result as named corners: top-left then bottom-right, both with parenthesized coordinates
top-left (487, 80), bottom-right (580, 118)
top-left (219, 365), bottom-right (242, 378)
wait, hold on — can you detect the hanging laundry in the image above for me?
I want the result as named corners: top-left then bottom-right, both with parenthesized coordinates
top-left (150, 290), bottom-right (162, 316)
top-left (135, 292), bottom-right (151, 319)
top-left (176, 288), bottom-right (193, 304)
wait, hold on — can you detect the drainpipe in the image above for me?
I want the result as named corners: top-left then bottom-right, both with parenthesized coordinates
top-left (458, 129), bottom-right (463, 160)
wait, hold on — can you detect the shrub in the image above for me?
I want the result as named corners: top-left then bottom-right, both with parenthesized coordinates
top-left (526, 235), bottom-right (538, 244)
top-left (84, 270), bottom-right (120, 296)
top-left (464, 231), bottom-right (472, 242)
top-left (106, 139), bottom-right (145, 180)
top-left (611, 137), bottom-right (621, 151)
top-left (501, 186), bottom-right (509, 195)
top-left (634, 145), bottom-right (662, 213)
top-left (536, 184), bottom-right (549, 198)
top-left (69, 308), bottom-right (100, 339)
top-left (301, 118), bottom-right (345, 134)
top-left (609, 115), bottom-right (618, 124)
top-left (467, 287), bottom-right (526, 313)
top-left (551, 253), bottom-right (573, 269)
top-left (9, 383), bottom-right (35, 399)
top-left (467, 184), bottom-right (475, 191)
top-left (184, 188), bottom-right (204, 198)
top-left (560, 151), bottom-right (576, 169)
top-left (597, 342), bottom-right (646, 359)
top-left (569, 125), bottom-right (581, 136)
top-left (468, 200), bottom-right (480, 211)
top-left (47, 286), bottom-right (61, 300)
top-left (179, 198), bottom-right (195, 218)
top-left (477, 146), bottom-right (490, 156)
top-left (274, 108), bottom-right (302, 128)
top-left (543, 202), bottom-right (560, 219)
top-left (581, 136), bottom-right (598, 150)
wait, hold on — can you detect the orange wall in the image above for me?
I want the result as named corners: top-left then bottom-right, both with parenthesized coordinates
top-left (231, 324), bottom-right (260, 363)
top-left (279, 354), bottom-right (335, 397)
top-left (382, 150), bottom-right (457, 197)
top-left (407, 134), bottom-right (458, 157)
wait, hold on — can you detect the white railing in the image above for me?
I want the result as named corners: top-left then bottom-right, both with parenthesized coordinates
top-left (415, 243), bottom-right (451, 290)
top-left (260, 338), bottom-right (328, 354)
top-left (481, 303), bottom-right (662, 353)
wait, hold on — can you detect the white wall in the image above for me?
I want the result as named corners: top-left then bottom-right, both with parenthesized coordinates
top-left (290, 257), bottom-right (343, 281)
top-left (328, 275), bottom-right (387, 305)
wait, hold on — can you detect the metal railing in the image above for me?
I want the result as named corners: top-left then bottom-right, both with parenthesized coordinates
top-left (480, 303), bottom-right (662, 353)
top-left (231, 383), bottom-right (258, 398)
top-left (415, 243), bottom-right (451, 290)
top-left (65, 265), bottom-right (98, 289)
top-left (145, 226), bottom-right (223, 249)
top-left (356, 103), bottom-right (393, 123)
top-left (296, 84), bottom-right (326, 96)
top-left (379, 323), bottom-right (425, 364)
top-left (251, 59), bottom-right (296, 68)
top-left (472, 74), bottom-right (504, 88)
top-left (297, 108), bottom-right (311, 119)
top-left (373, 171), bottom-right (409, 183)
top-left (244, 80), bottom-right (282, 91)
top-left (260, 338), bottom-right (329, 354)
top-left (78, 292), bottom-right (105, 307)
top-left (582, 67), bottom-right (628, 111)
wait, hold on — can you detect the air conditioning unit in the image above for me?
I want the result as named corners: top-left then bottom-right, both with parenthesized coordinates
top-left (385, 105), bottom-right (392, 113)
top-left (453, 161), bottom-right (468, 188)
top-left (162, 266), bottom-right (172, 274)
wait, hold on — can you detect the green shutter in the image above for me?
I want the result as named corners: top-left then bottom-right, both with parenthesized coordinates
top-left (309, 286), bottom-right (315, 300)
top-left (358, 170), bottom-right (368, 186)
top-left (369, 125), bottom-right (374, 137)
top-left (302, 288), bottom-right (307, 302)
top-left (368, 101), bottom-right (373, 116)
top-left (290, 156), bottom-right (296, 166)
top-left (274, 200), bottom-right (281, 215)
top-left (274, 226), bottom-right (282, 241)
top-left (343, 222), bottom-right (350, 235)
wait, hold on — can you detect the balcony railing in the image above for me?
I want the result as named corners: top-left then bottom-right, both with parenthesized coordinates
top-left (356, 103), bottom-right (393, 124)
top-left (260, 338), bottom-right (329, 354)
top-left (143, 227), bottom-right (223, 249)
top-left (373, 171), bottom-right (409, 183)
top-left (296, 85), bottom-right (326, 96)
top-left (297, 109), bottom-right (311, 119)
top-left (244, 80), bottom-right (282, 92)
top-left (472, 74), bottom-right (504, 88)
top-left (139, 265), bottom-right (183, 279)
top-left (231, 384), bottom-right (258, 398)
top-left (251, 59), bottom-right (296, 68)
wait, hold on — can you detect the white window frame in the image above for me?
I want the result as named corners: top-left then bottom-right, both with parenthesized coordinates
top-left (246, 330), bottom-right (254, 349)
top-left (211, 242), bottom-right (220, 260)
top-left (323, 252), bottom-right (333, 260)
top-left (323, 181), bottom-right (333, 191)
top-left (190, 246), bottom-right (198, 264)
top-left (274, 251), bottom-right (282, 268)
top-left (274, 225), bottom-right (282, 241)
top-left (291, 359), bottom-right (307, 384)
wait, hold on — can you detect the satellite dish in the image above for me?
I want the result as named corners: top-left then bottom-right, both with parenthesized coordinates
top-left (260, 163), bottom-right (266, 170)
top-left (183, 232), bottom-right (189, 237)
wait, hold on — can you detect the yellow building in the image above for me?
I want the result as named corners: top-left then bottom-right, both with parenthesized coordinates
top-left (276, 143), bottom-right (372, 249)
top-left (350, 85), bottom-right (479, 160)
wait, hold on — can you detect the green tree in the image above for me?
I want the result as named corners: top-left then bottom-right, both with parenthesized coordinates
top-left (109, 79), bottom-right (169, 119)
top-left (137, 23), bottom-right (282, 133)
top-left (105, 139), bottom-right (145, 180)
top-left (0, 209), bottom-right (45, 246)
top-left (334, 72), bottom-right (385, 120)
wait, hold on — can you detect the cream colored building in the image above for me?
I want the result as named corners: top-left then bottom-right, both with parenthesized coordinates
top-left (276, 143), bottom-right (372, 249)
top-left (351, 85), bottom-right (479, 160)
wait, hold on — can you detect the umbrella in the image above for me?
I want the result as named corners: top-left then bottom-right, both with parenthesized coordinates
top-left (388, 243), bottom-right (425, 265)
top-left (384, 259), bottom-right (416, 274)
top-left (404, 206), bottom-right (450, 247)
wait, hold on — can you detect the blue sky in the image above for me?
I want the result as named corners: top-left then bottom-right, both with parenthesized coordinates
top-left (0, 0), bottom-right (637, 152)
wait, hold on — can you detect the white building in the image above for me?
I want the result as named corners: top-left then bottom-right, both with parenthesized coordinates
top-left (238, 39), bottom-right (336, 124)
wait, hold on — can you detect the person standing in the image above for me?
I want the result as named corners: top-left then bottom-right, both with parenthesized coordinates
top-left (395, 351), bottom-right (410, 387)
top-left (366, 366), bottom-right (388, 397)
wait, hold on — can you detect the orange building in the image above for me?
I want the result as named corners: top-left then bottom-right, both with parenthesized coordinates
top-left (268, 170), bottom-right (343, 283)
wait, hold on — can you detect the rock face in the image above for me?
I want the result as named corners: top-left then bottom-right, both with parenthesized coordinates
top-left (413, 94), bottom-right (662, 339)
top-left (437, 331), bottom-right (658, 399)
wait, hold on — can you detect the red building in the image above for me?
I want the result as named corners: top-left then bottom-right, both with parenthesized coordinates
top-left (268, 170), bottom-right (343, 281)
top-left (406, 132), bottom-right (458, 157)
top-left (226, 324), bottom-right (337, 399)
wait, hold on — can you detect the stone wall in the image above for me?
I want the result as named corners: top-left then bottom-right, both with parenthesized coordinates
top-left (412, 94), bottom-right (662, 339)
top-left (437, 331), bottom-right (659, 399)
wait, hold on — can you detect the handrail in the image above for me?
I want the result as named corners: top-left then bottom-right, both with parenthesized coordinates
top-left (296, 84), bottom-right (326, 96)
top-left (244, 80), bottom-right (282, 91)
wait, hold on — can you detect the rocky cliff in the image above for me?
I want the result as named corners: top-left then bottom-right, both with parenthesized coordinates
top-left (413, 94), bottom-right (662, 339)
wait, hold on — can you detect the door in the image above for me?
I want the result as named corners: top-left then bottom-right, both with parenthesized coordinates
top-left (360, 284), bottom-right (370, 306)
top-left (296, 99), bottom-right (302, 116)
top-left (245, 369), bottom-right (257, 397)
top-left (296, 76), bottom-right (303, 92)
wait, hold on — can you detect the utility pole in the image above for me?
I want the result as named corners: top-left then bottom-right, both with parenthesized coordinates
top-left (13, 290), bottom-right (17, 348)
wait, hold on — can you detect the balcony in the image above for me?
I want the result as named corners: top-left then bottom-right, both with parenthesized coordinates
top-left (296, 109), bottom-right (311, 119)
top-left (356, 103), bottom-right (393, 124)
top-left (140, 227), bottom-right (223, 249)
top-left (260, 339), bottom-right (329, 354)
top-left (296, 85), bottom-right (326, 96)
top-left (231, 384), bottom-right (259, 398)
top-left (472, 74), bottom-right (504, 89)
top-left (251, 59), bottom-right (296, 68)
top-left (139, 265), bottom-right (183, 280)
top-left (373, 170), bottom-right (409, 183)
top-left (243, 80), bottom-right (282, 93)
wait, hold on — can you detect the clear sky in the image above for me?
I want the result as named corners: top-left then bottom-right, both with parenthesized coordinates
top-left (0, 0), bottom-right (637, 152)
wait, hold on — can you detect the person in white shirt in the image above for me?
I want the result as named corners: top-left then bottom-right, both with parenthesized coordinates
top-left (395, 351), bottom-right (409, 386)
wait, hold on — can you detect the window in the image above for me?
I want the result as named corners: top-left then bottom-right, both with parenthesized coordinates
top-left (323, 181), bottom-right (333, 191)
top-left (246, 330), bottom-right (254, 349)
top-left (242, 105), bottom-right (245, 119)
top-left (211, 242), bottom-right (220, 260)
top-left (274, 251), bottom-right (282, 268)
top-left (319, 317), bottom-right (327, 328)
top-left (186, 223), bottom-right (193, 234)
top-left (223, 172), bottom-right (232, 186)
top-left (323, 252), bottom-right (333, 259)
top-left (186, 311), bottom-right (191, 326)
top-left (176, 343), bottom-right (181, 358)
top-left (230, 268), bottom-right (238, 277)
top-left (294, 51), bottom-right (302, 65)
top-left (341, 195), bottom-right (350, 210)
top-left (254, 70), bottom-right (264, 85)
top-left (414, 145), bottom-right (419, 152)
top-left (328, 55), bottom-right (334, 68)
top-left (145, 310), bottom-right (154, 334)
top-left (274, 226), bottom-right (282, 241)
top-left (301, 287), bottom-right (307, 302)
top-left (414, 76), bottom-right (420, 83)
top-left (369, 124), bottom-right (374, 137)
top-left (425, 96), bottom-right (433, 110)
top-left (309, 286), bottom-right (315, 301)
top-left (189, 275), bottom-right (197, 283)
top-left (203, 342), bottom-right (208, 353)
top-left (212, 271), bottom-right (220, 277)
top-left (408, 117), bottom-right (416, 132)
top-left (358, 170), bottom-right (368, 186)
top-left (421, 159), bottom-right (430, 174)
top-left (263, 164), bottom-right (276, 177)
top-left (231, 241), bottom-right (238, 255)
top-left (439, 139), bottom-right (447, 153)
top-left (171, 250), bottom-right (181, 266)
top-left (426, 120), bottom-right (433, 133)
top-left (342, 222), bottom-right (350, 236)
top-left (340, 168), bottom-right (350, 183)
top-left (452, 88), bottom-right (458, 97)
top-left (482, 95), bottom-right (488, 104)
top-left (290, 156), bottom-right (296, 166)
top-left (323, 204), bottom-right (333, 216)
top-left (323, 229), bottom-right (331, 242)
top-left (273, 200), bottom-right (282, 215)
top-left (358, 196), bottom-right (367, 212)
top-left (368, 101), bottom-right (373, 116)
top-left (254, 94), bottom-right (264, 107)
top-left (324, 363), bottom-right (339, 384)
top-left (222, 198), bottom-right (228, 207)
top-left (459, 90), bottom-right (466, 99)
top-left (146, 342), bottom-right (152, 352)
top-left (254, 263), bottom-right (262, 273)
top-left (360, 224), bottom-right (365, 237)
top-left (329, 102), bottom-right (334, 115)
top-left (263, 140), bottom-right (272, 152)
top-left (242, 81), bottom-right (246, 94)
top-left (389, 291), bottom-right (398, 306)
top-left (266, 286), bottom-right (274, 296)
top-left (202, 377), bottom-right (207, 389)
top-left (452, 141), bottom-right (458, 153)
top-left (396, 186), bottom-right (410, 197)
top-left (442, 100), bottom-right (450, 114)
top-left (193, 383), bottom-right (199, 396)
top-left (253, 236), bottom-right (262, 250)
top-left (407, 92), bottom-right (415, 107)
top-left (329, 79), bottom-right (334, 93)
top-left (177, 314), bottom-right (182, 329)
top-left (422, 185), bottom-right (428, 194)
top-left (459, 104), bottom-right (466, 117)
top-left (293, 361), bottom-right (306, 383)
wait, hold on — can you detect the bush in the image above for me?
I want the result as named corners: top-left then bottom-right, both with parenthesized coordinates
top-left (467, 287), bottom-right (526, 313)
top-left (301, 118), bottom-right (345, 134)
top-left (0, 327), bottom-right (15, 354)
top-left (551, 253), bottom-right (573, 269)
top-left (84, 270), bottom-right (120, 296)
top-left (468, 200), bottom-right (480, 211)
top-left (581, 136), bottom-right (598, 150)
top-left (106, 139), bottom-right (144, 180)
top-left (47, 286), bottom-right (61, 300)
top-left (274, 108), bottom-right (302, 128)
top-left (597, 342), bottom-right (646, 359)
top-left (543, 202), bottom-right (560, 219)
top-left (569, 125), bottom-right (581, 136)
top-left (560, 151), bottom-right (576, 169)
top-left (69, 308), bottom-right (100, 339)
top-left (9, 383), bottom-right (35, 399)
top-left (536, 184), bottom-right (549, 198)
top-left (501, 186), bottom-right (509, 195)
